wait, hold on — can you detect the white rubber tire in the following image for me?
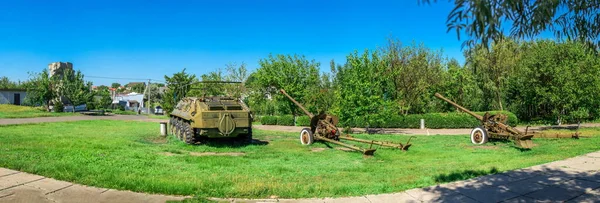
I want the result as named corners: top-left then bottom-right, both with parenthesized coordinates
top-left (470, 126), bottom-right (488, 144)
top-left (300, 128), bottom-right (314, 145)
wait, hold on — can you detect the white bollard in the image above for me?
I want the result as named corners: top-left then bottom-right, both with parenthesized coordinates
top-left (160, 122), bottom-right (167, 136)
top-left (420, 119), bottom-right (425, 129)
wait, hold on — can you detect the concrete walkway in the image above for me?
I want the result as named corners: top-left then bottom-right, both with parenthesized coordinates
top-left (0, 168), bottom-right (187, 203)
top-left (1, 150), bottom-right (598, 203)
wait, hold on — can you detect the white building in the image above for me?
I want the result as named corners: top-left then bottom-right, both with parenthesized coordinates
top-left (112, 92), bottom-right (144, 111)
top-left (0, 88), bottom-right (27, 105)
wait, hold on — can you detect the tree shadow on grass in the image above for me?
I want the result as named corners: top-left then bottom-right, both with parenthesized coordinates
top-left (199, 138), bottom-right (269, 148)
top-left (435, 168), bottom-right (500, 183)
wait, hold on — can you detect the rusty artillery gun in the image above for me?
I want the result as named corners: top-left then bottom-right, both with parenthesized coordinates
top-left (434, 93), bottom-right (535, 149)
top-left (280, 89), bottom-right (412, 155)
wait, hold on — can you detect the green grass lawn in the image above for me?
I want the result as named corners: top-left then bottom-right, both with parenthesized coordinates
top-left (0, 120), bottom-right (598, 199)
top-left (0, 104), bottom-right (75, 118)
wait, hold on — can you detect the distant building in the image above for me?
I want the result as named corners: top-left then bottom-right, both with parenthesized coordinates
top-left (0, 88), bottom-right (27, 105)
top-left (112, 92), bottom-right (145, 111)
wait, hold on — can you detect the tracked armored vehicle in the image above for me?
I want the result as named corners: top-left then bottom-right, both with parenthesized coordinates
top-left (169, 96), bottom-right (252, 144)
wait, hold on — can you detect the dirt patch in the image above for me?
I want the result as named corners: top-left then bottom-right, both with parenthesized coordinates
top-left (189, 152), bottom-right (245, 157)
top-left (335, 147), bottom-right (355, 152)
top-left (311, 148), bottom-right (326, 152)
top-left (469, 145), bottom-right (499, 150)
top-left (160, 152), bottom-right (178, 156)
top-left (145, 136), bottom-right (168, 144)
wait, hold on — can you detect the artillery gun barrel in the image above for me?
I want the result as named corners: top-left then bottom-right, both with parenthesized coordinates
top-left (317, 136), bottom-right (375, 155)
top-left (339, 136), bottom-right (403, 149)
top-left (279, 89), bottom-right (314, 118)
top-left (434, 93), bottom-right (483, 121)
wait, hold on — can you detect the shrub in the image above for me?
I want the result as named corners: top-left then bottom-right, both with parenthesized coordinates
top-left (252, 115), bottom-right (261, 123)
top-left (261, 116), bottom-right (278, 125)
top-left (53, 102), bottom-right (64, 113)
top-left (295, 116), bottom-right (311, 126)
top-left (277, 115), bottom-right (294, 126)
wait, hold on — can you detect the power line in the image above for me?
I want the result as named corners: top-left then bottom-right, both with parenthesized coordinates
top-left (85, 75), bottom-right (166, 83)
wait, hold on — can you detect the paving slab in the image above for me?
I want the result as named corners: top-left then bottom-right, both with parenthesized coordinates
top-left (231, 198), bottom-right (280, 203)
top-left (45, 184), bottom-right (111, 203)
top-left (0, 172), bottom-right (44, 190)
top-left (24, 177), bottom-right (73, 194)
top-left (320, 196), bottom-right (371, 203)
top-left (464, 173), bottom-right (523, 187)
top-left (405, 187), bottom-right (458, 201)
top-left (520, 174), bottom-right (573, 186)
top-left (277, 198), bottom-right (324, 203)
top-left (575, 171), bottom-right (600, 183)
top-left (364, 192), bottom-right (419, 202)
top-left (586, 151), bottom-right (600, 158)
top-left (498, 168), bottom-right (544, 180)
top-left (568, 193), bottom-right (600, 203)
top-left (501, 196), bottom-right (537, 203)
top-left (554, 179), bottom-right (600, 192)
top-left (99, 189), bottom-right (185, 203)
top-left (0, 168), bottom-right (19, 177)
top-left (549, 156), bottom-right (600, 172)
top-left (497, 181), bottom-right (547, 195)
top-left (524, 186), bottom-right (585, 202)
top-left (0, 185), bottom-right (53, 203)
top-left (455, 185), bottom-right (521, 202)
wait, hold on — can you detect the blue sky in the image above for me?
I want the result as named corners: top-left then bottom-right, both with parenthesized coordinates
top-left (0, 0), bottom-right (462, 86)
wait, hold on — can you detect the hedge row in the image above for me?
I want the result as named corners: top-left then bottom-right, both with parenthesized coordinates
top-left (260, 115), bottom-right (295, 126)
top-left (296, 116), bottom-right (311, 126)
top-left (344, 111), bottom-right (518, 128)
top-left (260, 111), bottom-right (518, 129)
top-left (260, 116), bottom-right (278, 125)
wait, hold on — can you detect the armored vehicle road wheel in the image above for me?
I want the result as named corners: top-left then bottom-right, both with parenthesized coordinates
top-left (470, 126), bottom-right (488, 144)
top-left (175, 119), bottom-right (183, 140)
top-left (300, 128), bottom-right (314, 145)
top-left (169, 117), bottom-right (175, 134)
top-left (182, 121), bottom-right (195, 144)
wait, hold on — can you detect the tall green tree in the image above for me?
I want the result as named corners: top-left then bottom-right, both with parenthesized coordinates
top-left (507, 40), bottom-right (600, 123)
top-left (336, 50), bottom-right (394, 127)
top-left (111, 83), bottom-right (121, 89)
top-left (466, 38), bottom-right (521, 111)
top-left (0, 76), bottom-right (23, 89)
top-left (439, 59), bottom-right (482, 112)
top-left (225, 62), bottom-right (249, 98)
top-left (25, 69), bottom-right (92, 111)
top-left (25, 70), bottom-right (54, 109)
top-left (422, 0), bottom-right (600, 49)
top-left (162, 69), bottom-right (196, 114)
top-left (383, 40), bottom-right (445, 114)
top-left (60, 69), bottom-right (93, 110)
top-left (252, 54), bottom-right (321, 117)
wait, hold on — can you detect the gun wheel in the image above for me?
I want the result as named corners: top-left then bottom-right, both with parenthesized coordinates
top-left (470, 126), bottom-right (488, 144)
top-left (300, 128), bottom-right (314, 145)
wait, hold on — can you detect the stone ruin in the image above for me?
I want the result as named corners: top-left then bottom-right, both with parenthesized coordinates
top-left (48, 62), bottom-right (73, 77)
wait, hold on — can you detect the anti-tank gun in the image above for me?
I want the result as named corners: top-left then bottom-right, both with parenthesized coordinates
top-left (280, 89), bottom-right (412, 155)
top-left (434, 93), bottom-right (535, 148)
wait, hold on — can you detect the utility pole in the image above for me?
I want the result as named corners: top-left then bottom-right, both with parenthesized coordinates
top-left (147, 79), bottom-right (151, 114)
